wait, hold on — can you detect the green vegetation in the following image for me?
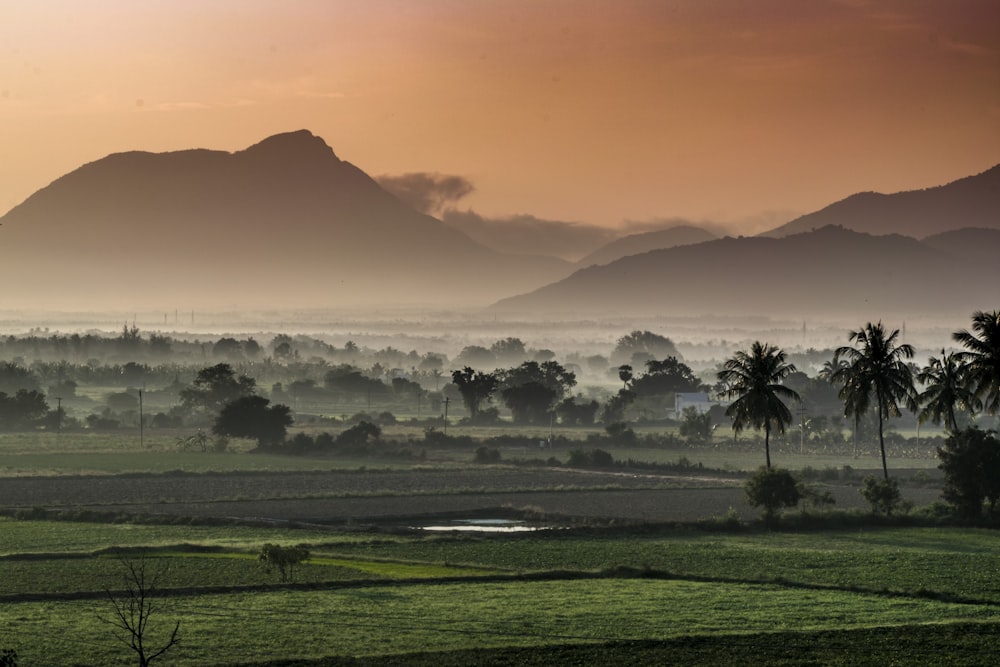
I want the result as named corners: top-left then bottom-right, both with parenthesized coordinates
top-left (1, 520), bottom-right (999, 665)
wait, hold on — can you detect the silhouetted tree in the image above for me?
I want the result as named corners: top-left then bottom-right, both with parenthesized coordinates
top-left (617, 364), bottom-right (633, 389)
top-left (717, 341), bottom-right (800, 469)
top-left (953, 310), bottom-right (1000, 416)
top-left (0, 390), bottom-right (48, 431)
top-left (938, 427), bottom-right (1000, 519)
top-left (100, 556), bottom-right (180, 667)
top-left (498, 361), bottom-right (576, 425)
top-left (180, 363), bottom-right (256, 416)
top-left (555, 396), bottom-right (600, 426)
top-left (611, 330), bottom-right (680, 366)
top-left (0, 362), bottom-right (40, 395)
top-left (631, 356), bottom-right (703, 396)
top-left (490, 337), bottom-right (527, 363)
top-left (918, 350), bottom-right (979, 433)
top-left (833, 322), bottom-right (917, 479)
top-left (450, 367), bottom-right (498, 423)
top-left (213, 395), bottom-right (292, 447)
top-left (745, 467), bottom-right (801, 525)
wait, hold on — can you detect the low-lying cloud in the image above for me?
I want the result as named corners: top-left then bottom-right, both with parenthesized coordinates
top-left (376, 172), bottom-right (475, 216)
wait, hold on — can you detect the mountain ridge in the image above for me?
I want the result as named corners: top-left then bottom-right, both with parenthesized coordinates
top-left (491, 225), bottom-right (999, 322)
top-left (761, 163), bottom-right (1000, 238)
top-left (0, 130), bottom-right (571, 310)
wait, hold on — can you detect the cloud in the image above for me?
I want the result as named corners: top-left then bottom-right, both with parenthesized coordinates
top-left (376, 172), bottom-right (475, 215)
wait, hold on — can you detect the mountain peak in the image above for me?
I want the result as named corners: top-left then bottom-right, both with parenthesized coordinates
top-left (240, 129), bottom-right (339, 162)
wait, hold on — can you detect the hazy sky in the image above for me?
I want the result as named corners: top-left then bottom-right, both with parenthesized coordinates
top-left (1, 0), bottom-right (998, 233)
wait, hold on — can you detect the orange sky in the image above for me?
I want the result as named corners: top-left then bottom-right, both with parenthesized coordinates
top-left (1, 0), bottom-right (998, 233)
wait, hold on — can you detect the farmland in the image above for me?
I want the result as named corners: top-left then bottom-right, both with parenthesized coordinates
top-left (0, 431), bottom-right (992, 665)
top-left (0, 322), bottom-right (995, 665)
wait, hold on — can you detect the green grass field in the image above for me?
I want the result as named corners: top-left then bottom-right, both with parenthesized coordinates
top-left (1, 518), bottom-right (999, 665)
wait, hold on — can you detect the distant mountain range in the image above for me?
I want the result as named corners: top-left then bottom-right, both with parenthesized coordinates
top-left (0, 130), bottom-right (995, 320)
top-left (761, 163), bottom-right (1000, 238)
top-left (492, 225), bottom-right (1000, 322)
top-left (0, 130), bottom-right (570, 309)
top-left (575, 225), bottom-right (717, 267)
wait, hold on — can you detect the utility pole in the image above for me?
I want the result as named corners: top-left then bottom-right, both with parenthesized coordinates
top-left (443, 397), bottom-right (450, 436)
top-left (138, 390), bottom-right (143, 449)
top-left (55, 397), bottom-right (62, 435)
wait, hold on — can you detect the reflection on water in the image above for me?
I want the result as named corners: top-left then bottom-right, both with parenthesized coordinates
top-left (414, 518), bottom-right (549, 532)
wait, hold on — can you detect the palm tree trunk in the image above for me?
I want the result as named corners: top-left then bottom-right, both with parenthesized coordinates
top-left (765, 423), bottom-right (771, 469)
top-left (878, 409), bottom-right (888, 480)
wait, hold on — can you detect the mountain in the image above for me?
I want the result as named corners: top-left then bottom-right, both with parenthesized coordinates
top-left (761, 164), bottom-right (1000, 239)
top-left (575, 225), bottom-right (717, 267)
top-left (921, 227), bottom-right (1000, 266)
top-left (491, 225), bottom-right (1000, 322)
top-left (0, 131), bottom-right (570, 310)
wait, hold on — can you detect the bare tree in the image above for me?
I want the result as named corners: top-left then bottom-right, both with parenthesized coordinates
top-left (100, 556), bottom-right (180, 667)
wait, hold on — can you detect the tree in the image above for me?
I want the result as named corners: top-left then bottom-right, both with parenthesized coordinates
top-left (450, 367), bottom-right (498, 423)
top-left (501, 382), bottom-right (557, 425)
top-left (0, 390), bottom-right (48, 431)
top-left (617, 364), bottom-right (633, 389)
top-left (100, 556), bottom-right (180, 667)
top-left (555, 396), bottom-right (599, 426)
top-left (259, 543), bottom-right (310, 582)
top-left (745, 467), bottom-right (801, 525)
top-left (717, 341), bottom-right (800, 469)
top-left (917, 350), bottom-right (979, 433)
top-left (498, 361), bottom-right (576, 425)
top-left (833, 322), bottom-right (917, 480)
top-left (630, 356), bottom-right (703, 396)
top-left (489, 337), bottom-right (527, 363)
top-left (937, 427), bottom-right (1000, 519)
top-left (213, 395), bottom-right (292, 447)
top-left (859, 476), bottom-right (902, 516)
top-left (678, 406), bottom-right (712, 441)
top-left (611, 330), bottom-right (680, 366)
top-left (335, 420), bottom-right (381, 448)
top-left (180, 363), bottom-right (256, 416)
top-left (953, 310), bottom-right (1000, 416)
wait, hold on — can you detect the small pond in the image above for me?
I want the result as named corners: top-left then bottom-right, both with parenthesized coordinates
top-left (413, 518), bottom-right (554, 533)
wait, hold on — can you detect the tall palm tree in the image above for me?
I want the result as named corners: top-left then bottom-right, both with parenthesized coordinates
top-left (717, 341), bottom-right (800, 469)
top-left (833, 322), bottom-right (918, 480)
top-left (953, 310), bottom-right (1000, 416)
top-left (917, 350), bottom-right (980, 433)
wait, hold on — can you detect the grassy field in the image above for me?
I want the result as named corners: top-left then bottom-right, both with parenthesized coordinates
top-left (0, 427), bottom-right (982, 666)
top-left (1, 518), bottom-right (999, 665)
top-left (0, 429), bottom-right (938, 477)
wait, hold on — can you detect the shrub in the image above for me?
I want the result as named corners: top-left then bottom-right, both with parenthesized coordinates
top-left (567, 448), bottom-right (615, 468)
top-left (474, 446), bottom-right (501, 463)
top-left (745, 467), bottom-right (801, 525)
top-left (860, 476), bottom-right (902, 516)
top-left (258, 543), bottom-right (310, 582)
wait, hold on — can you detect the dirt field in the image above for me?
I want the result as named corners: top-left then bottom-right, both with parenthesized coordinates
top-left (0, 466), bottom-right (943, 525)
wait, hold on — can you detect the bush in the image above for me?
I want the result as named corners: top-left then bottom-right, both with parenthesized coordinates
top-left (745, 467), bottom-right (801, 525)
top-left (258, 543), bottom-right (310, 582)
top-left (604, 421), bottom-right (637, 446)
top-left (860, 476), bottom-right (902, 516)
top-left (937, 427), bottom-right (1000, 520)
top-left (474, 446), bottom-right (501, 463)
top-left (567, 448), bottom-right (614, 468)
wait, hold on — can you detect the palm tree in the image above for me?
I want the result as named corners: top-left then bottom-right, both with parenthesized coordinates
top-left (717, 341), bottom-right (800, 469)
top-left (833, 322), bottom-right (917, 480)
top-left (818, 351), bottom-right (848, 383)
top-left (953, 310), bottom-right (1000, 416)
top-left (917, 350), bottom-right (980, 433)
